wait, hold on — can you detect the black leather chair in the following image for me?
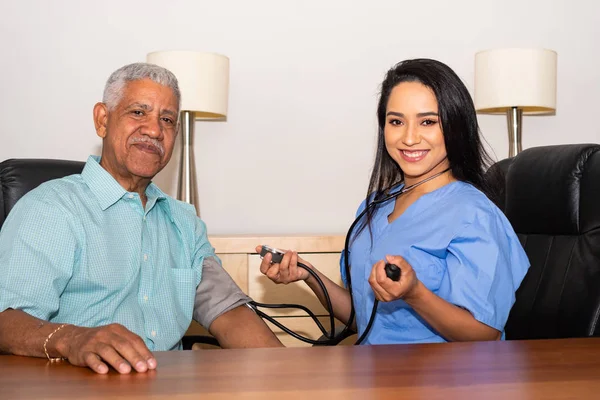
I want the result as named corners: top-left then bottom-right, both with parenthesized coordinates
top-left (0, 158), bottom-right (217, 349)
top-left (489, 144), bottom-right (600, 340)
top-left (0, 159), bottom-right (85, 228)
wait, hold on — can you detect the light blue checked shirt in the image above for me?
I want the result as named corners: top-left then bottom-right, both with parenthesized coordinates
top-left (0, 156), bottom-right (218, 351)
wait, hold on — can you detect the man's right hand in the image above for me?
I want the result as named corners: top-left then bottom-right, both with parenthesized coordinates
top-left (256, 246), bottom-right (312, 284)
top-left (55, 323), bottom-right (156, 374)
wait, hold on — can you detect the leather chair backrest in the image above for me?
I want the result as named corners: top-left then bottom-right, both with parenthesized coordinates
top-left (0, 159), bottom-right (85, 229)
top-left (490, 144), bottom-right (600, 339)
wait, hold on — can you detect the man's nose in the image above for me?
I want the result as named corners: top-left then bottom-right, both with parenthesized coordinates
top-left (141, 117), bottom-right (163, 139)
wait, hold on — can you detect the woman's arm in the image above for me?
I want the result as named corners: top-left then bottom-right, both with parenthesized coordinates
top-left (369, 255), bottom-right (500, 342)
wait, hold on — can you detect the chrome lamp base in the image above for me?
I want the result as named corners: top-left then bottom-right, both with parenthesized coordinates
top-left (178, 110), bottom-right (200, 216)
top-left (506, 107), bottom-right (523, 158)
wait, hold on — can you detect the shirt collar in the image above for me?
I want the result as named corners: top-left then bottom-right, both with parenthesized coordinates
top-left (146, 181), bottom-right (173, 221)
top-left (81, 156), bottom-right (172, 220)
top-left (82, 156), bottom-right (127, 210)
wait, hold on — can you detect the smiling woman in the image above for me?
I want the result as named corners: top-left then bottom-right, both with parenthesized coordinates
top-left (384, 82), bottom-right (449, 188)
top-left (258, 58), bottom-right (530, 346)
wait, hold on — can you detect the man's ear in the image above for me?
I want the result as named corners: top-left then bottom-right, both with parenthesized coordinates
top-left (93, 102), bottom-right (109, 138)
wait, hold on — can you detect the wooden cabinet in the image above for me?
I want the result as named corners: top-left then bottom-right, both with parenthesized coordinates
top-left (185, 235), bottom-right (346, 348)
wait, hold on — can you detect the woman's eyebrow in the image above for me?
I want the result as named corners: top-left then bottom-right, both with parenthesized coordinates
top-left (386, 111), bottom-right (439, 117)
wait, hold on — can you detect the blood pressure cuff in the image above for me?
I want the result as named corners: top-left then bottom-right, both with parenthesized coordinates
top-left (193, 256), bottom-right (252, 329)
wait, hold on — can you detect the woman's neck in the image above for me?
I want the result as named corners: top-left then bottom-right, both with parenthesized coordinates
top-left (403, 160), bottom-right (454, 194)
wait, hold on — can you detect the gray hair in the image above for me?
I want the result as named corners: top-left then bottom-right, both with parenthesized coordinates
top-left (102, 62), bottom-right (181, 112)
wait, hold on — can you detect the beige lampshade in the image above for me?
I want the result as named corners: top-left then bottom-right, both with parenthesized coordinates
top-left (147, 50), bottom-right (229, 118)
top-left (474, 48), bottom-right (557, 114)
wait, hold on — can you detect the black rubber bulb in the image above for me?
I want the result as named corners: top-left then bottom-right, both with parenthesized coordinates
top-left (384, 263), bottom-right (401, 281)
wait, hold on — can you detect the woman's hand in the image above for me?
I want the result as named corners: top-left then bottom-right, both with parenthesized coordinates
top-left (368, 255), bottom-right (421, 302)
top-left (256, 246), bottom-right (311, 284)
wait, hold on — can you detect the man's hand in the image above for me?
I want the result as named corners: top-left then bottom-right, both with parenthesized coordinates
top-left (55, 324), bottom-right (157, 374)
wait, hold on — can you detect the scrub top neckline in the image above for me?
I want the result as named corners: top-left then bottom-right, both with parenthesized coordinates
top-left (383, 180), bottom-right (463, 226)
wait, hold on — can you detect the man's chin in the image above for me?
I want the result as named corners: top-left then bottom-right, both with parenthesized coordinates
top-left (126, 155), bottom-right (168, 179)
top-left (127, 164), bottom-right (164, 180)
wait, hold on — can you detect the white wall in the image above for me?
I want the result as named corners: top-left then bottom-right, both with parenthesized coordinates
top-left (1, 0), bottom-right (598, 235)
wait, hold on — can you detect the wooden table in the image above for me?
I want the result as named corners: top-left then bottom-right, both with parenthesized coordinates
top-left (2, 338), bottom-right (600, 399)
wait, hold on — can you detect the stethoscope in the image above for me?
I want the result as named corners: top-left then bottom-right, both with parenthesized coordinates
top-left (338, 167), bottom-right (452, 345)
top-left (249, 167), bottom-right (451, 345)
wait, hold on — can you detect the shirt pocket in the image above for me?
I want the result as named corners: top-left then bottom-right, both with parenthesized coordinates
top-left (412, 262), bottom-right (445, 293)
top-left (170, 268), bottom-right (197, 332)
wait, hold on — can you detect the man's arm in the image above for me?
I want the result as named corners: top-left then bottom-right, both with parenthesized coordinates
top-left (0, 308), bottom-right (61, 357)
top-left (0, 308), bottom-right (157, 374)
top-left (0, 196), bottom-right (157, 373)
top-left (193, 256), bottom-right (283, 348)
top-left (209, 305), bottom-right (283, 348)
top-left (190, 214), bottom-right (282, 348)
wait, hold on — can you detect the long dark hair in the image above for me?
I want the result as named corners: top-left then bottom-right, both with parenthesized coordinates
top-left (355, 58), bottom-right (495, 239)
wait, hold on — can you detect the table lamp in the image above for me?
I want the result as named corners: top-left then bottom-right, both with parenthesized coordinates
top-left (147, 51), bottom-right (229, 216)
top-left (474, 48), bottom-right (557, 157)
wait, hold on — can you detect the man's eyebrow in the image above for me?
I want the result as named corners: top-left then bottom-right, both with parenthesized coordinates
top-left (126, 102), bottom-right (152, 110)
top-left (162, 109), bottom-right (178, 117)
top-left (386, 111), bottom-right (439, 117)
top-left (126, 103), bottom-right (177, 117)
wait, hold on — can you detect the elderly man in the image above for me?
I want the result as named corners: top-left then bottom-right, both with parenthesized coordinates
top-left (0, 63), bottom-right (282, 374)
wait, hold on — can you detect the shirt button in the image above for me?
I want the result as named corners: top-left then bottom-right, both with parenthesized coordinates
top-left (143, 216), bottom-right (146, 221)
top-left (143, 254), bottom-right (148, 261)
top-left (143, 295), bottom-right (149, 302)
top-left (151, 330), bottom-right (157, 337)
top-left (128, 194), bottom-right (134, 199)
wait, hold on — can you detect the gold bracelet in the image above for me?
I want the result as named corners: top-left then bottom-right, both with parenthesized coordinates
top-left (43, 323), bottom-right (67, 362)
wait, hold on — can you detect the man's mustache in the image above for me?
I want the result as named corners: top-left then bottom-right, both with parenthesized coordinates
top-left (129, 136), bottom-right (165, 156)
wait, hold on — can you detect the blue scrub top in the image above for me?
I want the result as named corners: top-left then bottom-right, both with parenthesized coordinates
top-left (342, 181), bottom-right (530, 345)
